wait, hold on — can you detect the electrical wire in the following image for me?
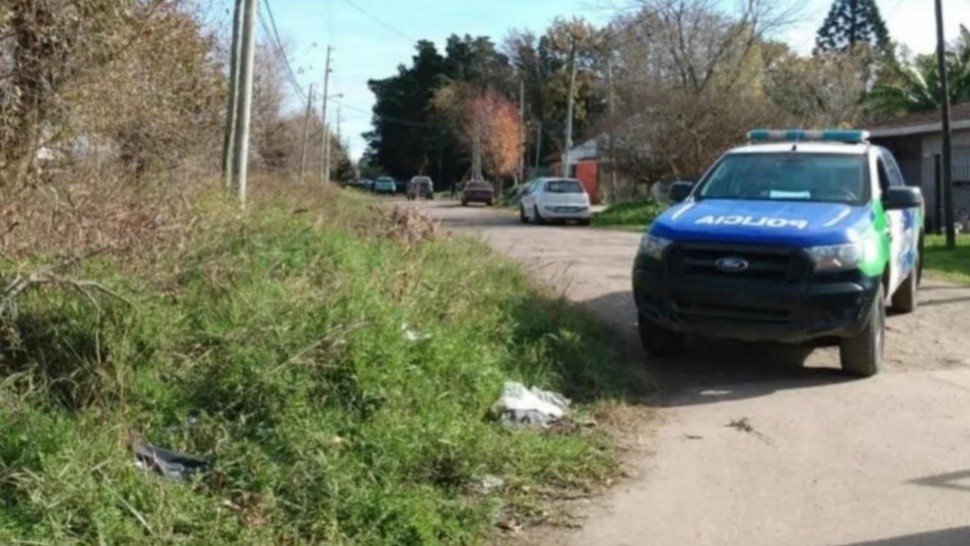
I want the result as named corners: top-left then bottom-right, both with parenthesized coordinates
top-left (252, 0), bottom-right (431, 129)
top-left (330, 98), bottom-right (440, 128)
top-left (338, 0), bottom-right (416, 43)
top-left (258, 0), bottom-right (308, 101)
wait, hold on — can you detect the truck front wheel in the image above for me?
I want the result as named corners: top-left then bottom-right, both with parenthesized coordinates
top-left (839, 285), bottom-right (885, 377)
top-left (638, 313), bottom-right (685, 357)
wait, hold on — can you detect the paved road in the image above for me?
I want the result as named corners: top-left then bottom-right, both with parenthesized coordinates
top-left (417, 200), bottom-right (970, 546)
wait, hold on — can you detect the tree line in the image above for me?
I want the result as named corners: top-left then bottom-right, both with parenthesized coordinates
top-left (364, 0), bottom-right (970, 199)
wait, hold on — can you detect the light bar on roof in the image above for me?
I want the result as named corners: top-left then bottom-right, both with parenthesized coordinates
top-left (747, 129), bottom-right (870, 143)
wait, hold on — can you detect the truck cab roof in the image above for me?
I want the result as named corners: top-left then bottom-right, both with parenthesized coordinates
top-left (728, 142), bottom-right (871, 156)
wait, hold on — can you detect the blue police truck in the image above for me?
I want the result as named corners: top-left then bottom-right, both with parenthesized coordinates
top-left (632, 130), bottom-right (924, 376)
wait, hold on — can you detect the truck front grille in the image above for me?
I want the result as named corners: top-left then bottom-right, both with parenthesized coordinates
top-left (667, 243), bottom-right (809, 284)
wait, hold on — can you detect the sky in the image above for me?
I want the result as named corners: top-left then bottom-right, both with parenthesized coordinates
top-left (231, 0), bottom-right (970, 160)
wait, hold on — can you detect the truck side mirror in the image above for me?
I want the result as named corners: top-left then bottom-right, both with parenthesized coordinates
top-left (669, 181), bottom-right (695, 203)
top-left (883, 187), bottom-right (922, 210)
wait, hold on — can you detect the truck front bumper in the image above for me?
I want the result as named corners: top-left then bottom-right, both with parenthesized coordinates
top-left (632, 266), bottom-right (880, 344)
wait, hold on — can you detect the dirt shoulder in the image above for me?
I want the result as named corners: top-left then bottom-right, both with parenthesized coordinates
top-left (419, 199), bottom-right (970, 546)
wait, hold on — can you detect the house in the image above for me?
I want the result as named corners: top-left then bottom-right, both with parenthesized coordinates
top-left (868, 103), bottom-right (970, 230)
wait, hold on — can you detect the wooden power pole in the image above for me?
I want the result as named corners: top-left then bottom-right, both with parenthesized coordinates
top-left (606, 55), bottom-right (617, 203)
top-left (221, 0), bottom-right (245, 189)
top-left (936, 0), bottom-right (956, 248)
top-left (299, 84), bottom-right (315, 185)
top-left (535, 120), bottom-right (543, 172)
top-left (321, 45), bottom-right (333, 184)
top-left (518, 78), bottom-right (526, 184)
top-left (562, 38), bottom-right (577, 177)
top-left (231, 0), bottom-right (258, 206)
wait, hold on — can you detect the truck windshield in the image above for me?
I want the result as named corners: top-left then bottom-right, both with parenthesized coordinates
top-left (696, 153), bottom-right (869, 205)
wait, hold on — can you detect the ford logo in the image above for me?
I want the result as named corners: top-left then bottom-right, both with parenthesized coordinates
top-left (715, 257), bottom-right (749, 273)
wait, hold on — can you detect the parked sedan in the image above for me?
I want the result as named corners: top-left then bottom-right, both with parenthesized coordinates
top-left (461, 180), bottom-right (494, 206)
top-left (373, 176), bottom-right (397, 195)
top-left (519, 178), bottom-right (591, 225)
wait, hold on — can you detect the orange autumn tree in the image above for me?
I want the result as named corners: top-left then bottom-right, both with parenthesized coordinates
top-left (433, 82), bottom-right (522, 183)
top-left (469, 91), bottom-right (520, 180)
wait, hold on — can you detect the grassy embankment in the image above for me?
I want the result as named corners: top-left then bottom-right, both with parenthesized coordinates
top-left (0, 183), bottom-right (635, 545)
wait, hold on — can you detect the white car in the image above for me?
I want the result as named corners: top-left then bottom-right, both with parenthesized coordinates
top-left (519, 178), bottom-right (592, 225)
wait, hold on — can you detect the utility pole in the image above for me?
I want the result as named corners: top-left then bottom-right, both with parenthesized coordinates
top-left (535, 120), bottom-right (543, 172)
top-left (299, 84), bottom-right (315, 185)
top-left (321, 45), bottom-right (333, 184)
top-left (333, 105), bottom-right (343, 182)
top-left (518, 78), bottom-right (526, 184)
top-left (562, 37), bottom-right (577, 177)
top-left (221, 0), bottom-right (245, 189)
top-left (231, 0), bottom-right (258, 206)
top-left (607, 55), bottom-right (617, 203)
top-left (935, 0), bottom-right (956, 248)
top-left (336, 105), bottom-right (342, 148)
top-left (472, 116), bottom-right (483, 180)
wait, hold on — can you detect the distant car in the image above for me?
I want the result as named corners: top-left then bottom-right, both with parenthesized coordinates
top-left (520, 178), bottom-right (591, 225)
top-left (373, 176), bottom-right (396, 195)
top-left (407, 176), bottom-right (434, 200)
top-left (461, 180), bottom-right (494, 206)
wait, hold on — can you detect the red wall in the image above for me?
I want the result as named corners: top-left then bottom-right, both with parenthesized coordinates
top-left (575, 160), bottom-right (599, 204)
top-left (551, 159), bottom-right (600, 204)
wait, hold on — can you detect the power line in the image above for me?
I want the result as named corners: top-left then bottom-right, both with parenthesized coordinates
top-left (338, 0), bottom-right (415, 43)
top-left (330, 98), bottom-right (438, 128)
top-left (256, 13), bottom-right (305, 99)
top-left (258, 0), bottom-right (308, 100)
top-left (258, 2), bottom-right (305, 100)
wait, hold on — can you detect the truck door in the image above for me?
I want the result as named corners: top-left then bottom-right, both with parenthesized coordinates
top-left (877, 152), bottom-right (910, 294)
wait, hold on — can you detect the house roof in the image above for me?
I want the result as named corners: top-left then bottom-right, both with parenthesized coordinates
top-left (565, 138), bottom-right (598, 163)
top-left (546, 137), bottom-right (601, 165)
top-left (868, 102), bottom-right (970, 138)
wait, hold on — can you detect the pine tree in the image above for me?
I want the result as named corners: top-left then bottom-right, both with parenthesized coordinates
top-left (816, 0), bottom-right (891, 53)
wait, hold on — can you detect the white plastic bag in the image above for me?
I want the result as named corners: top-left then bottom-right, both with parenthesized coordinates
top-left (492, 381), bottom-right (570, 426)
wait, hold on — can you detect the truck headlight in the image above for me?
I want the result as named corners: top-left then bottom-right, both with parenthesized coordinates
top-left (639, 233), bottom-right (672, 260)
top-left (805, 242), bottom-right (864, 272)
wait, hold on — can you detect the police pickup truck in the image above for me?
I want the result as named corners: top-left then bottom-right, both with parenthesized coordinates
top-left (632, 130), bottom-right (924, 376)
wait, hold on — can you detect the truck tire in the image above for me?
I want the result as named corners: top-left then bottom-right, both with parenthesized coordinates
top-left (638, 313), bottom-right (685, 357)
top-left (891, 264), bottom-right (918, 313)
top-left (519, 205), bottom-right (528, 224)
top-left (839, 284), bottom-right (885, 377)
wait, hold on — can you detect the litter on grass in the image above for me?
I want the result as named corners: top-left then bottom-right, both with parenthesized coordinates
top-left (133, 441), bottom-right (209, 481)
top-left (478, 474), bottom-right (506, 493)
top-left (402, 323), bottom-right (431, 342)
top-left (492, 381), bottom-right (570, 427)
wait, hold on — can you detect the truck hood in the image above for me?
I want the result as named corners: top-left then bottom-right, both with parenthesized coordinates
top-left (650, 199), bottom-right (872, 247)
